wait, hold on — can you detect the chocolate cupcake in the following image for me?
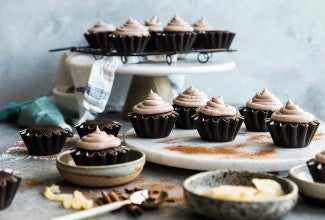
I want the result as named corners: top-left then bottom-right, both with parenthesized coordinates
top-left (71, 126), bottom-right (130, 166)
top-left (173, 86), bottom-right (208, 129)
top-left (192, 17), bottom-right (235, 50)
top-left (111, 18), bottom-right (150, 55)
top-left (306, 151), bottom-right (325, 183)
top-left (239, 88), bottom-right (283, 132)
top-left (84, 21), bottom-right (116, 50)
top-left (266, 99), bottom-right (320, 148)
top-left (128, 90), bottom-right (179, 138)
top-left (75, 119), bottom-right (121, 138)
top-left (144, 15), bottom-right (163, 51)
top-left (193, 96), bottom-right (244, 142)
top-left (0, 170), bottom-right (21, 210)
top-left (20, 125), bottom-right (72, 156)
top-left (153, 14), bottom-right (196, 52)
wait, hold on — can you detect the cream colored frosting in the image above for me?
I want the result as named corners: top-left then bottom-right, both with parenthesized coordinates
top-left (145, 15), bottom-right (163, 32)
top-left (115, 17), bottom-right (149, 36)
top-left (197, 96), bottom-right (237, 117)
top-left (315, 150), bottom-right (325, 163)
top-left (76, 126), bottom-right (121, 151)
top-left (163, 14), bottom-right (194, 32)
top-left (192, 17), bottom-right (214, 31)
top-left (132, 90), bottom-right (173, 115)
top-left (173, 86), bottom-right (208, 107)
top-left (246, 88), bottom-right (283, 111)
top-left (270, 99), bottom-right (315, 123)
top-left (87, 21), bottom-right (116, 33)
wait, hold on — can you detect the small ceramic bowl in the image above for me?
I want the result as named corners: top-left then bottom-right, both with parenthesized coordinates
top-left (289, 164), bottom-right (325, 203)
top-left (56, 149), bottom-right (145, 187)
top-left (183, 170), bottom-right (298, 220)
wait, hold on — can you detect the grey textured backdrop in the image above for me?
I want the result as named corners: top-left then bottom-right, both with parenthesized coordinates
top-left (1, 0), bottom-right (325, 119)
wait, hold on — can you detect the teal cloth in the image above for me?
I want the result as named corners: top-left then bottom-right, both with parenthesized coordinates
top-left (0, 96), bottom-right (68, 128)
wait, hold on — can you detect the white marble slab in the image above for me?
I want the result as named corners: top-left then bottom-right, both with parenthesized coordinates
top-left (124, 126), bottom-right (325, 172)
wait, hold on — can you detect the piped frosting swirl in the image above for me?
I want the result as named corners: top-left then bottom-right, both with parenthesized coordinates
top-left (246, 88), bottom-right (283, 111)
top-left (270, 99), bottom-right (315, 123)
top-left (76, 126), bottom-right (121, 151)
top-left (173, 86), bottom-right (208, 107)
top-left (115, 18), bottom-right (149, 36)
top-left (197, 96), bottom-right (237, 117)
top-left (163, 14), bottom-right (194, 32)
top-left (145, 15), bottom-right (163, 32)
top-left (133, 90), bottom-right (173, 115)
top-left (315, 151), bottom-right (325, 164)
top-left (87, 21), bottom-right (116, 33)
top-left (192, 17), bottom-right (214, 31)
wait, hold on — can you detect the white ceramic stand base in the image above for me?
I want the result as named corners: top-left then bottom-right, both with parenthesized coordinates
top-left (124, 126), bottom-right (325, 172)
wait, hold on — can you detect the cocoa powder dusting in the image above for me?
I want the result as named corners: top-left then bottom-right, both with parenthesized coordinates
top-left (247, 134), bottom-right (271, 142)
top-left (19, 179), bottom-right (43, 190)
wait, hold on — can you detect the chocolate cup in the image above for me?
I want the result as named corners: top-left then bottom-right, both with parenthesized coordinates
top-left (154, 32), bottom-right (197, 52)
top-left (84, 31), bottom-right (115, 51)
top-left (20, 129), bottom-right (72, 156)
top-left (75, 122), bottom-right (121, 138)
top-left (145, 31), bottom-right (161, 52)
top-left (306, 159), bottom-right (325, 183)
top-left (266, 120), bottom-right (320, 148)
top-left (70, 147), bottom-right (130, 166)
top-left (111, 34), bottom-right (150, 55)
top-left (239, 106), bottom-right (273, 132)
top-left (192, 31), bottom-right (235, 49)
top-left (193, 114), bottom-right (244, 142)
top-left (173, 105), bottom-right (197, 129)
top-left (128, 111), bottom-right (179, 138)
top-left (0, 171), bottom-right (22, 210)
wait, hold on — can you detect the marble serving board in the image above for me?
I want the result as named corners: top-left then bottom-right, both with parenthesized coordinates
top-left (124, 126), bottom-right (325, 172)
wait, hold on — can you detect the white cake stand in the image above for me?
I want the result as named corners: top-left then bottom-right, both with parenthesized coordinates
top-left (116, 55), bottom-right (236, 119)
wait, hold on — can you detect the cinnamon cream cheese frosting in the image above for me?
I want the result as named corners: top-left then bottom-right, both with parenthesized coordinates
top-left (132, 90), bottom-right (173, 115)
top-left (197, 96), bottom-right (237, 117)
top-left (76, 126), bottom-right (121, 151)
top-left (246, 88), bottom-right (283, 111)
top-left (145, 15), bottom-right (163, 32)
top-left (163, 14), bottom-right (194, 32)
top-left (173, 86), bottom-right (208, 107)
top-left (88, 21), bottom-right (116, 33)
top-left (115, 17), bottom-right (149, 36)
top-left (315, 151), bottom-right (325, 164)
top-left (270, 99), bottom-right (315, 123)
top-left (192, 17), bottom-right (214, 31)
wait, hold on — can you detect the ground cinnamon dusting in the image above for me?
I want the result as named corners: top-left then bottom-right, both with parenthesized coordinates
top-left (19, 178), bottom-right (43, 190)
top-left (313, 132), bottom-right (324, 141)
top-left (247, 134), bottom-right (271, 142)
top-left (166, 144), bottom-right (276, 159)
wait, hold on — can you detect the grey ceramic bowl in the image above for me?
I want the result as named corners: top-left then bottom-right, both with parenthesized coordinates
top-left (183, 170), bottom-right (298, 220)
top-left (56, 149), bottom-right (145, 187)
top-left (289, 164), bottom-right (325, 202)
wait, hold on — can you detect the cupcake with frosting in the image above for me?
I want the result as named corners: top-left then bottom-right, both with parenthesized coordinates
top-left (266, 99), bottom-right (320, 148)
top-left (173, 86), bottom-right (208, 129)
top-left (75, 119), bottom-right (121, 138)
top-left (154, 14), bottom-right (196, 52)
top-left (239, 88), bottom-right (283, 132)
top-left (84, 20), bottom-right (116, 50)
top-left (128, 90), bottom-right (179, 138)
top-left (71, 126), bottom-right (129, 166)
top-left (144, 15), bottom-right (163, 51)
top-left (306, 151), bottom-right (325, 183)
top-left (111, 17), bottom-right (150, 55)
top-left (0, 170), bottom-right (22, 210)
top-left (192, 17), bottom-right (236, 49)
top-left (193, 96), bottom-right (244, 142)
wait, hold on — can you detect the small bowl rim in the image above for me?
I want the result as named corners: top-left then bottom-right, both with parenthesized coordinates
top-left (56, 148), bottom-right (146, 170)
top-left (183, 170), bottom-right (298, 203)
top-left (289, 163), bottom-right (325, 187)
